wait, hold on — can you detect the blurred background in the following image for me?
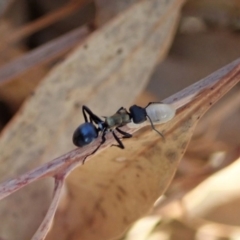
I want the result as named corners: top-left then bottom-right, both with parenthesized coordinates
top-left (0, 0), bottom-right (240, 240)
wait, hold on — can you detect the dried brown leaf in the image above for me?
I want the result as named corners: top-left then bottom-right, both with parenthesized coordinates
top-left (0, 21), bottom-right (89, 110)
top-left (46, 59), bottom-right (240, 240)
top-left (0, 0), bottom-right (181, 239)
top-left (183, 156), bottom-right (240, 220)
top-left (0, 59), bottom-right (239, 240)
top-left (95, 0), bottom-right (141, 26)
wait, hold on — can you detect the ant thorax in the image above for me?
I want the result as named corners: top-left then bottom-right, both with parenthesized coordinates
top-left (105, 110), bottom-right (131, 129)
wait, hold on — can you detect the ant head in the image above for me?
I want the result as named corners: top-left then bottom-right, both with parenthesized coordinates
top-left (129, 105), bottom-right (147, 124)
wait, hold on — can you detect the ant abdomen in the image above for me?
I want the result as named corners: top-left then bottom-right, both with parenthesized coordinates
top-left (73, 122), bottom-right (98, 147)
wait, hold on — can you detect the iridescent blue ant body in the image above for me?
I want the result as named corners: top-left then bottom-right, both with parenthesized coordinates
top-left (73, 122), bottom-right (98, 146)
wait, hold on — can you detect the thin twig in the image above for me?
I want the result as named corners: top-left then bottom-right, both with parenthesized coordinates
top-left (32, 177), bottom-right (65, 240)
top-left (0, 57), bottom-right (239, 240)
top-left (0, 26), bottom-right (89, 84)
top-left (3, 1), bottom-right (89, 45)
top-left (0, 58), bottom-right (240, 201)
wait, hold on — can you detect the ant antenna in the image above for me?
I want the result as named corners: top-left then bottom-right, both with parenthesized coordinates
top-left (146, 114), bottom-right (165, 142)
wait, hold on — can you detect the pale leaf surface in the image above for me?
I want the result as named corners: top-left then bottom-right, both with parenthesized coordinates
top-left (47, 59), bottom-right (240, 240)
top-left (0, 0), bottom-right (181, 239)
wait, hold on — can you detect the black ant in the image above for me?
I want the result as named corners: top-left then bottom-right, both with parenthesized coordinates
top-left (73, 104), bottom-right (165, 163)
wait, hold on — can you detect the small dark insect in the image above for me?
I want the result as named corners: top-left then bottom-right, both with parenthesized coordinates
top-left (73, 103), bottom-right (175, 163)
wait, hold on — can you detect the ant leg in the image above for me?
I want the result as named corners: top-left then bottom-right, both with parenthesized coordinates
top-left (82, 129), bottom-right (107, 164)
top-left (146, 115), bottom-right (165, 142)
top-left (116, 127), bottom-right (132, 138)
top-left (116, 107), bottom-right (125, 113)
top-left (82, 105), bottom-right (90, 122)
top-left (82, 105), bottom-right (103, 124)
top-left (116, 107), bottom-right (131, 118)
top-left (111, 130), bottom-right (125, 149)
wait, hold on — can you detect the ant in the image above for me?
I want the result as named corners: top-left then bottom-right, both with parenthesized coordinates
top-left (73, 103), bottom-right (171, 163)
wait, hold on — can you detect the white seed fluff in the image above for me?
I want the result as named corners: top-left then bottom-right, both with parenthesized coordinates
top-left (146, 103), bottom-right (176, 124)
